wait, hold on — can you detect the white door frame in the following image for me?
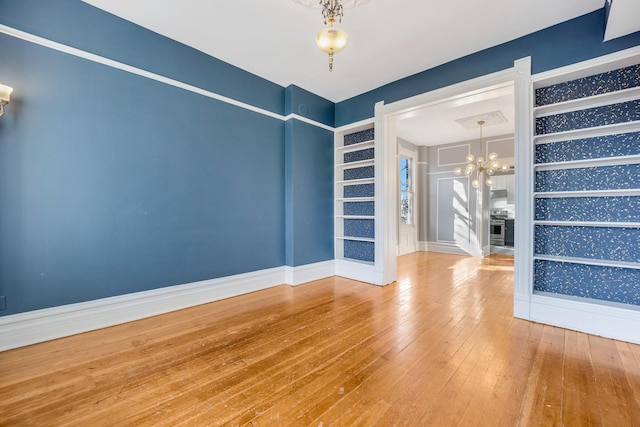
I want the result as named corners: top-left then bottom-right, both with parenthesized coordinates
top-left (398, 145), bottom-right (418, 256)
top-left (375, 59), bottom-right (532, 303)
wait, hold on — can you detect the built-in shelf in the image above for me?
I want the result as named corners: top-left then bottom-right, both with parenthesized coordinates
top-left (534, 189), bottom-right (640, 198)
top-left (336, 236), bottom-right (376, 243)
top-left (534, 221), bottom-right (640, 228)
top-left (533, 86), bottom-right (640, 117)
top-left (336, 178), bottom-right (375, 185)
top-left (336, 159), bottom-right (375, 169)
top-left (534, 154), bottom-right (640, 171)
top-left (534, 254), bottom-right (640, 270)
top-left (335, 140), bottom-right (374, 153)
top-left (336, 197), bottom-right (375, 202)
top-left (335, 215), bottom-right (375, 220)
top-left (534, 121), bottom-right (640, 145)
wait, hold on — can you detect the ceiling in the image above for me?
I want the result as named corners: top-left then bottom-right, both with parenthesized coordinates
top-left (395, 83), bottom-right (515, 146)
top-left (82, 0), bottom-right (606, 103)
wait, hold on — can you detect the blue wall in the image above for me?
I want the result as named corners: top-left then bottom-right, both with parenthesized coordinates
top-left (284, 118), bottom-right (334, 267)
top-left (335, 9), bottom-right (640, 126)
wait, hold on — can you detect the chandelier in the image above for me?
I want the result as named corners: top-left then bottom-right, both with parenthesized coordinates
top-left (453, 120), bottom-right (509, 188)
top-left (315, 0), bottom-right (348, 71)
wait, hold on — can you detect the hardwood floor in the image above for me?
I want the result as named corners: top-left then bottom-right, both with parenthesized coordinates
top-left (1, 252), bottom-right (639, 426)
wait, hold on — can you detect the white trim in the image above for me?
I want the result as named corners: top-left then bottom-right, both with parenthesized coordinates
top-left (335, 117), bottom-right (375, 133)
top-left (529, 294), bottom-right (640, 344)
top-left (437, 144), bottom-right (472, 167)
top-left (284, 260), bottom-right (335, 286)
top-left (513, 56), bottom-right (534, 320)
top-left (335, 258), bottom-right (385, 286)
top-left (0, 24), bottom-right (334, 132)
top-left (0, 261), bottom-right (336, 351)
top-left (285, 114), bottom-right (335, 131)
top-left (418, 241), bottom-right (429, 251)
top-left (426, 241), bottom-right (470, 256)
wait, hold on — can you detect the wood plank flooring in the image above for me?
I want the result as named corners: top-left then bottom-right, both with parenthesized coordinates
top-left (1, 252), bottom-right (640, 426)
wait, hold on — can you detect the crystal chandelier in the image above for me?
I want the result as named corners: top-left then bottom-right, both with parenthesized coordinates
top-left (453, 120), bottom-right (509, 188)
top-left (315, 0), bottom-right (349, 71)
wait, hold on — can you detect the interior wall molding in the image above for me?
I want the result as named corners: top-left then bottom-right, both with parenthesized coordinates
top-left (0, 24), bottom-right (335, 132)
top-left (0, 261), bottom-right (335, 351)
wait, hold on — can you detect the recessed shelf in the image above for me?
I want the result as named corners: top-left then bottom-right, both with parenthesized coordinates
top-left (534, 221), bottom-right (640, 228)
top-left (534, 189), bottom-right (640, 198)
top-left (336, 197), bottom-right (375, 202)
top-left (336, 257), bottom-right (375, 266)
top-left (336, 140), bottom-right (374, 153)
top-left (336, 215), bottom-right (375, 220)
top-left (533, 121), bottom-right (640, 145)
top-left (533, 86), bottom-right (640, 118)
top-left (336, 236), bottom-right (375, 243)
top-left (534, 154), bottom-right (640, 171)
top-left (336, 178), bottom-right (375, 185)
top-left (534, 254), bottom-right (640, 270)
top-left (336, 159), bottom-right (375, 169)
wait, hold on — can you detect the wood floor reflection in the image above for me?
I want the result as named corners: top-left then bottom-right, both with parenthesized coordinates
top-left (1, 252), bottom-right (639, 425)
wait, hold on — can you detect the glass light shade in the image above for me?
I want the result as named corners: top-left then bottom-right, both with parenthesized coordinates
top-left (316, 27), bottom-right (348, 52)
top-left (476, 156), bottom-right (485, 165)
top-left (486, 168), bottom-right (495, 175)
top-left (472, 178), bottom-right (480, 188)
top-left (465, 168), bottom-right (473, 176)
top-left (453, 167), bottom-right (463, 175)
top-left (485, 177), bottom-right (494, 186)
top-left (465, 154), bottom-right (475, 163)
top-left (0, 84), bottom-right (13, 103)
top-left (490, 160), bottom-right (500, 170)
top-left (501, 164), bottom-right (510, 172)
top-left (465, 163), bottom-right (476, 173)
top-left (488, 152), bottom-right (498, 161)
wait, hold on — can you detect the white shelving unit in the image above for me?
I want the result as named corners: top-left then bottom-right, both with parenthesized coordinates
top-left (531, 61), bottom-right (640, 298)
top-left (334, 128), bottom-right (376, 266)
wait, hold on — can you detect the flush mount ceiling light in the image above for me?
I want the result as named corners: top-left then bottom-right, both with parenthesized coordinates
top-left (293, 0), bottom-right (370, 71)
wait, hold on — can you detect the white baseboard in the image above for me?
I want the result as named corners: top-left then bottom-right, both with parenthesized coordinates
top-left (418, 241), bottom-right (429, 252)
top-left (528, 294), bottom-right (640, 344)
top-left (0, 261), bottom-right (336, 351)
top-left (335, 259), bottom-right (386, 286)
top-left (285, 260), bottom-right (335, 286)
top-left (426, 241), bottom-right (469, 256)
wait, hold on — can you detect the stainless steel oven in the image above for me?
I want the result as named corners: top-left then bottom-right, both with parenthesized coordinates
top-left (490, 219), bottom-right (505, 246)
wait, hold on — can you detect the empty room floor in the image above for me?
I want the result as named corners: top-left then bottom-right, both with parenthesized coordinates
top-left (1, 252), bottom-right (639, 425)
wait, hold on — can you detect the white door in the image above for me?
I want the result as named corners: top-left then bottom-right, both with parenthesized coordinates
top-left (398, 151), bottom-right (418, 255)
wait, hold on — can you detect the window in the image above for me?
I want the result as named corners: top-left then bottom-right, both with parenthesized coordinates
top-left (400, 156), bottom-right (413, 225)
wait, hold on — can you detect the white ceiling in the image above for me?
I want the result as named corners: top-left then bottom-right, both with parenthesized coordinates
top-left (396, 83), bottom-right (515, 146)
top-left (82, 0), bottom-right (605, 103)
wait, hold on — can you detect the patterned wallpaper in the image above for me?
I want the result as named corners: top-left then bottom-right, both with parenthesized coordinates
top-left (533, 64), bottom-right (640, 306)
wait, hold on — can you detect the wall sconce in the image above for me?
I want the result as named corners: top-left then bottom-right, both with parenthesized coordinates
top-left (0, 84), bottom-right (14, 117)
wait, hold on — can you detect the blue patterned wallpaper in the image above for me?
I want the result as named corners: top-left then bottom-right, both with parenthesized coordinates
top-left (344, 165), bottom-right (374, 181)
top-left (535, 64), bottom-right (640, 107)
top-left (536, 100), bottom-right (640, 135)
top-left (344, 183), bottom-right (374, 198)
top-left (535, 196), bottom-right (640, 222)
top-left (344, 147), bottom-right (374, 163)
top-left (344, 219), bottom-right (375, 238)
top-left (534, 260), bottom-right (640, 306)
top-left (344, 201), bottom-right (374, 216)
top-left (535, 164), bottom-right (640, 192)
top-left (343, 127), bottom-right (375, 263)
top-left (344, 128), bottom-right (375, 146)
top-left (535, 225), bottom-right (640, 263)
top-left (535, 132), bottom-right (640, 164)
top-left (344, 240), bottom-right (375, 263)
